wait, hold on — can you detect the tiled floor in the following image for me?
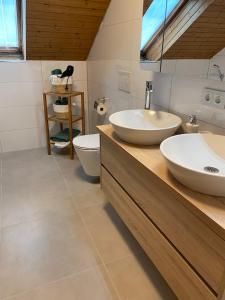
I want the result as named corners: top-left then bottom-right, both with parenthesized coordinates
top-left (0, 148), bottom-right (177, 300)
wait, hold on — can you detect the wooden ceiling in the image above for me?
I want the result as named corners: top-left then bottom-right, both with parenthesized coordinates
top-left (163, 0), bottom-right (225, 59)
top-left (26, 0), bottom-right (111, 60)
top-left (143, 0), bottom-right (152, 15)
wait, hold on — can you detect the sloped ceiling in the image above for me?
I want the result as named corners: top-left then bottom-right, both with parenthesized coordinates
top-left (163, 0), bottom-right (225, 59)
top-left (143, 0), bottom-right (152, 15)
top-left (26, 0), bottom-right (111, 60)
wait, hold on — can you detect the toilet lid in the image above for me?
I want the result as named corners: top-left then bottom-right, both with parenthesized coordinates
top-left (73, 134), bottom-right (100, 150)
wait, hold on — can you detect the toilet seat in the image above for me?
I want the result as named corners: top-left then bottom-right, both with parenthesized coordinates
top-left (73, 134), bottom-right (100, 150)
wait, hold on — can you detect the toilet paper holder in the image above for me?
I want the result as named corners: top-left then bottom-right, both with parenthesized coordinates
top-left (94, 97), bottom-right (109, 109)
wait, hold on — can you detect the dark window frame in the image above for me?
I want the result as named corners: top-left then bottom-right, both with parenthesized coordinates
top-left (142, 0), bottom-right (188, 55)
top-left (0, 0), bottom-right (23, 57)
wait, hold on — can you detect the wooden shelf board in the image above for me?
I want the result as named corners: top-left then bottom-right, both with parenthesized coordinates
top-left (44, 91), bottom-right (83, 97)
top-left (48, 115), bottom-right (82, 123)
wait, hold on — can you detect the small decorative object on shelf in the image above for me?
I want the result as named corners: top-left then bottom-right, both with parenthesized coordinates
top-left (43, 91), bottom-right (85, 160)
top-left (53, 97), bottom-right (69, 119)
top-left (49, 65), bottom-right (74, 93)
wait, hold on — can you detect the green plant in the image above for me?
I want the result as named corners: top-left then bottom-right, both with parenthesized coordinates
top-left (55, 97), bottom-right (68, 105)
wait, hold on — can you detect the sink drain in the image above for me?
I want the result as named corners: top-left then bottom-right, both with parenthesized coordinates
top-left (204, 166), bottom-right (219, 173)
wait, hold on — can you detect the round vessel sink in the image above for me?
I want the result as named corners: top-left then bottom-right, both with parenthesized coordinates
top-left (109, 110), bottom-right (181, 145)
top-left (160, 133), bottom-right (225, 197)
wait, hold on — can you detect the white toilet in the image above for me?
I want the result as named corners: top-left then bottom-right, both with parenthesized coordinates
top-left (73, 134), bottom-right (100, 177)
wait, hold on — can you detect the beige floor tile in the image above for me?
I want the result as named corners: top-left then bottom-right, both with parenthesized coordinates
top-left (2, 166), bottom-right (60, 192)
top-left (0, 192), bottom-right (76, 228)
top-left (0, 149), bottom-right (178, 300)
top-left (0, 213), bottom-right (100, 299)
top-left (1, 171), bottom-right (73, 228)
top-left (64, 168), bottom-right (100, 193)
top-left (54, 150), bottom-right (78, 171)
top-left (80, 202), bottom-right (141, 264)
top-left (59, 157), bottom-right (103, 208)
top-left (106, 254), bottom-right (177, 300)
top-left (7, 265), bottom-right (119, 300)
top-left (71, 183), bottom-right (106, 209)
top-left (2, 149), bottom-right (56, 174)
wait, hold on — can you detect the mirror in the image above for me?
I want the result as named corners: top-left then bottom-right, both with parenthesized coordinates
top-left (141, 0), bottom-right (225, 81)
top-left (140, 0), bottom-right (168, 72)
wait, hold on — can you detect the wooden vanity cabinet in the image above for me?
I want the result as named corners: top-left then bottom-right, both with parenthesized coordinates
top-left (99, 125), bottom-right (225, 300)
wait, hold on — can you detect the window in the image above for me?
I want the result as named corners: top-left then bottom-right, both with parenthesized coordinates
top-left (0, 0), bottom-right (23, 57)
top-left (141, 0), bottom-right (182, 50)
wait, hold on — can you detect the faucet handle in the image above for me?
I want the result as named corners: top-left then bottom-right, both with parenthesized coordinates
top-left (188, 114), bottom-right (197, 124)
top-left (146, 81), bottom-right (153, 92)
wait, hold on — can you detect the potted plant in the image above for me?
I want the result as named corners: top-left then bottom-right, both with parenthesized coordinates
top-left (53, 97), bottom-right (69, 119)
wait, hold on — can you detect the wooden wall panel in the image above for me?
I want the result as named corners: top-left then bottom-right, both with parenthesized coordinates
top-left (26, 0), bottom-right (111, 60)
top-left (163, 0), bottom-right (225, 59)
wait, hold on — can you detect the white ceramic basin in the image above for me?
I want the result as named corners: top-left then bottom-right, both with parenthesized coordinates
top-left (109, 110), bottom-right (181, 145)
top-left (160, 133), bottom-right (225, 197)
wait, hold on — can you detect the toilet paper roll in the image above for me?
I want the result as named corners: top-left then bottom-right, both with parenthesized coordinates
top-left (96, 103), bottom-right (107, 116)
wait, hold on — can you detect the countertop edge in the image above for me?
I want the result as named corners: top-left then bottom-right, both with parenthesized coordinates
top-left (97, 124), bottom-right (225, 241)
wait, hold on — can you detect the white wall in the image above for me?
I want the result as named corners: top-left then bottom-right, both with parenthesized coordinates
top-left (87, 0), bottom-right (225, 135)
top-left (164, 48), bottom-right (225, 132)
top-left (0, 61), bottom-right (88, 152)
top-left (87, 0), bottom-right (169, 132)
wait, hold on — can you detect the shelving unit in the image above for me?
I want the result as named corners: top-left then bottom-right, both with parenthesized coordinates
top-left (43, 91), bottom-right (85, 160)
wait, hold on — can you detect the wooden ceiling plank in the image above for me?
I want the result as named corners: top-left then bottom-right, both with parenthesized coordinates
top-left (26, 0), bottom-right (111, 60)
top-left (27, 2), bottom-right (107, 17)
top-left (164, 0), bottom-right (225, 59)
top-left (28, 0), bottom-right (109, 8)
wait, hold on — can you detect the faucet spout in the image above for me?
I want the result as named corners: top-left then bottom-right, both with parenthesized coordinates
top-left (145, 81), bottom-right (153, 110)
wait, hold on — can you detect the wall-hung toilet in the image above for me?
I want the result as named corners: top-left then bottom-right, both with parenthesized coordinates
top-left (73, 134), bottom-right (100, 177)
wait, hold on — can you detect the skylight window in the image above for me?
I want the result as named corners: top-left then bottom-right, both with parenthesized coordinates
top-left (0, 0), bottom-right (22, 55)
top-left (141, 0), bottom-right (181, 50)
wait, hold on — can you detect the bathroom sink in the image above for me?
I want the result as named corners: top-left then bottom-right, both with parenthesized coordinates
top-left (109, 110), bottom-right (181, 145)
top-left (160, 133), bottom-right (225, 197)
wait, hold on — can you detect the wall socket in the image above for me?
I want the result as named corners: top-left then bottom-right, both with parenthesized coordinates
top-left (203, 88), bottom-right (225, 110)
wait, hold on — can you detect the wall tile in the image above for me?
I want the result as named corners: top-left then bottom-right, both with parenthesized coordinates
top-left (152, 72), bottom-right (172, 109)
top-left (0, 60), bottom-right (87, 152)
top-left (41, 61), bottom-right (87, 81)
top-left (0, 82), bottom-right (43, 107)
top-left (0, 106), bottom-right (44, 131)
top-left (169, 76), bottom-right (225, 128)
top-left (175, 59), bottom-right (209, 78)
top-left (0, 127), bottom-right (46, 153)
top-left (0, 61), bottom-right (42, 83)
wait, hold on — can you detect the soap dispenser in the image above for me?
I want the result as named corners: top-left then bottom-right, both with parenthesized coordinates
top-left (186, 115), bottom-right (199, 133)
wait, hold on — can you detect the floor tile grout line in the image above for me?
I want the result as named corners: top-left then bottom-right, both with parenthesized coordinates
top-left (53, 155), bottom-right (123, 300)
top-left (0, 152), bottom-right (114, 300)
top-left (0, 154), bottom-right (71, 231)
top-left (0, 153), bottom-right (112, 300)
top-left (2, 265), bottom-right (108, 300)
top-left (0, 151), bottom-right (129, 300)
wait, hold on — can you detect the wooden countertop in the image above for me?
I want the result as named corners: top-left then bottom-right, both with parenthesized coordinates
top-left (98, 124), bottom-right (225, 241)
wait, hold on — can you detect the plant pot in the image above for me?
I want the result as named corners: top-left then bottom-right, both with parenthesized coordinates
top-left (49, 75), bottom-right (73, 93)
top-left (52, 84), bottom-right (72, 93)
top-left (53, 104), bottom-right (69, 119)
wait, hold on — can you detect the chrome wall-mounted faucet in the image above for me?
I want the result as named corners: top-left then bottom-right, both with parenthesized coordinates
top-left (213, 64), bottom-right (224, 82)
top-left (145, 81), bottom-right (153, 110)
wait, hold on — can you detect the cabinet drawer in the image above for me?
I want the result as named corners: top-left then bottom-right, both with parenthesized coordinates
top-left (101, 166), bottom-right (216, 300)
top-left (101, 135), bottom-right (225, 294)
